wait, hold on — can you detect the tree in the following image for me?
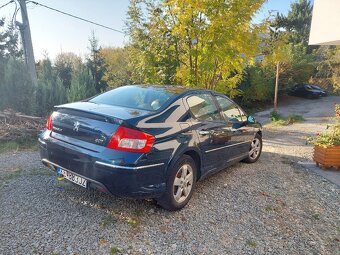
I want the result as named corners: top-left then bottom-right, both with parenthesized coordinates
top-left (68, 64), bottom-right (96, 102)
top-left (0, 18), bottom-right (22, 59)
top-left (54, 52), bottom-right (82, 89)
top-left (313, 46), bottom-right (340, 94)
top-left (1, 58), bottom-right (34, 114)
top-left (127, 0), bottom-right (265, 95)
top-left (35, 58), bottom-right (67, 116)
top-left (238, 65), bottom-right (275, 104)
top-left (273, 0), bottom-right (313, 47)
top-left (127, 0), bottom-right (180, 85)
top-left (100, 47), bottom-right (131, 88)
top-left (87, 32), bottom-right (107, 93)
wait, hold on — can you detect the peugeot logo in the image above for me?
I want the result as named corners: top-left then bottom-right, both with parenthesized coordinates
top-left (73, 121), bottom-right (80, 132)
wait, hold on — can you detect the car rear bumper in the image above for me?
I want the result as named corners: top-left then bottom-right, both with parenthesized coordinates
top-left (39, 133), bottom-right (167, 199)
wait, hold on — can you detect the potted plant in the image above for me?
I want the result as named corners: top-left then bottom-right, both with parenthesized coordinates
top-left (307, 103), bottom-right (340, 169)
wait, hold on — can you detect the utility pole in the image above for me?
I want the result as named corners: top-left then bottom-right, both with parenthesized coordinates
top-left (16, 0), bottom-right (37, 85)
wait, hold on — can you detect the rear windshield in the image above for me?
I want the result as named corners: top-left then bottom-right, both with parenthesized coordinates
top-left (89, 86), bottom-right (175, 111)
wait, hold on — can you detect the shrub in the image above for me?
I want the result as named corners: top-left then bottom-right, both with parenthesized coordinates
top-left (307, 104), bottom-right (340, 147)
top-left (269, 111), bottom-right (305, 126)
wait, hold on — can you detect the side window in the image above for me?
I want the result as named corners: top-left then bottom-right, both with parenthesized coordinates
top-left (187, 94), bottom-right (221, 121)
top-left (216, 96), bottom-right (245, 122)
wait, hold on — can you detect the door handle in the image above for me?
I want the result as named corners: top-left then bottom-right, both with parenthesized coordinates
top-left (199, 130), bottom-right (211, 135)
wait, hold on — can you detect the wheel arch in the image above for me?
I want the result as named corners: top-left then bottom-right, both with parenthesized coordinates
top-left (257, 130), bottom-right (262, 137)
top-left (166, 147), bottom-right (203, 181)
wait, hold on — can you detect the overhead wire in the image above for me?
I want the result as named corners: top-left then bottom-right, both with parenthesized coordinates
top-left (28, 1), bottom-right (125, 34)
top-left (0, 0), bottom-right (14, 9)
top-left (11, 0), bottom-right (19, 27)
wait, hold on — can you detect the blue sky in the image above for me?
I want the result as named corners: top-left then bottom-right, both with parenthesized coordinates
top-left (0, 0), bottom-right (299, 60)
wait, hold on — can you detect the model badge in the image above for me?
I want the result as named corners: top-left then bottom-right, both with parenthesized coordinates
top-left (53, 126), bottom-right (63, 132)
top-left (73, 121), bottom-right (80, 132)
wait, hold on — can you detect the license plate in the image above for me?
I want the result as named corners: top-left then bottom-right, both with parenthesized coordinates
top-left (58, 168), bottom-right (87, 188)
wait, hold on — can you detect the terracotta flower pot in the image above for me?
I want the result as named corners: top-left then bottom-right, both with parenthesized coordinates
top-left (313, 145), bottom-right (340, 169)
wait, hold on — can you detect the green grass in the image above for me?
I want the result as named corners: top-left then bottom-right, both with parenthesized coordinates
top-left (126, 218), bottom-right (139, 228)
top-left (0, 137), bottom-right (38, 154)
top-left (0, 168), bottom-right (23, 189)
top-left (246, 240), bottom-right (257, 248)
top-left (0, 141), bottom-right (19, 153)
top-left (265, 206), bottom-right (273, 212)
top-left (312, 213), bottom-right (320, 220)
top-left (269, 111), bottom-right (305, 126)
top-left (110, 246), bottom-right (119, 255)
top-left (101, 216), bottom-right (116, 228)
top-left (1, 168), bottom-right (22, 182)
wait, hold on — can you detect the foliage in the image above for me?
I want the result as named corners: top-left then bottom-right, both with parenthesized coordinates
top-left (0, 58), bottom-right (35, 114)
top-left (54, 52), bottom-right (82, 89)
top-left (240, 0), bottom-right (315, 106)
top-left (100, 47), bottom-right (132, 88)
top-left (262, 29), bottom-right (314, 89)
top-left (127, 0), bottom-right (180, 85)
top-left (313, 46), bottom-right (340, 94)
top-left (87, 32), bottom-right (107, 93)
top-left (307, 104), bottom-right (340, 147)
top-left (0, 138), bottom-right (38, 154)
top-left (68, 64), bottom-right (96, 102)
top-left (35, 58), bottom-right (67, 116)
top-left (239, 65), bottom-right (274, 103)
top-left (275, 43), bottom-right (314, 88)
top-left (127, 0), bottom-right (266, 94)
top-left (269, 110), bottom-right (282, 122)
top-left (269, 110), bottom-right (305, 126)
top-left (272, 0), bottom-right (313, 47)
top-left (0, 18), bottom-right (22, 58)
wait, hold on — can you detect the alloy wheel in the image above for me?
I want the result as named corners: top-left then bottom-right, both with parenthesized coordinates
top-left (249, 137), bottom-right (261, 160)
top-left (173, 164), bottom-right (194, 203)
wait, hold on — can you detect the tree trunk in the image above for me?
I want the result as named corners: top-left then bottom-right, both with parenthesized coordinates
top-left (274, 62), bottom-right (280, 111)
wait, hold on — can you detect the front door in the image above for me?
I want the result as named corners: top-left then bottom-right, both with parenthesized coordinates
top-left (214, 95), bottom-right (253, 160)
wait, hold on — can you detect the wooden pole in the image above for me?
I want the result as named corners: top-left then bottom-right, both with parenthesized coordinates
top-left (274, 62), bottom-right (279, 111)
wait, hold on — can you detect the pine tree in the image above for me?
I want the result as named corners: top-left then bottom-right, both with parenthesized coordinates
top-left (86, 32), bottom-right (107, 93)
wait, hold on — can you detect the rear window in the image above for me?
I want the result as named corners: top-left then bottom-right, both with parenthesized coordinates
top-left (89, 86), bottom-right (174, 111)
top-left (311, 85), bottom-right (321, 90)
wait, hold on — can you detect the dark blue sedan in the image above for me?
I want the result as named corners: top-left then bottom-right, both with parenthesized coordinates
top-left (39, 85), bottom-right (262, 210)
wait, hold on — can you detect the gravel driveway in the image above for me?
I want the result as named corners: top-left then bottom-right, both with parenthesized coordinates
top-left (0, 96), bottom-right (339, 255)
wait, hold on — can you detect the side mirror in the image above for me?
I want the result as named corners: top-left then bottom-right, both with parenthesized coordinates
top-left (247, 115), bottom-right (255, 124)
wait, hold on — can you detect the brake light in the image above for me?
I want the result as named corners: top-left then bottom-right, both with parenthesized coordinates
top-left (107, 126), bottom-right (154, 153)
top-left (46, 114), bottom-right (53, 130)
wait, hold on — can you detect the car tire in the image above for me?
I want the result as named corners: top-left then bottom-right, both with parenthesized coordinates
top-left (243, 133), bottom-right (262, 163)
top-left (156, 155), bottom-right (197, 211)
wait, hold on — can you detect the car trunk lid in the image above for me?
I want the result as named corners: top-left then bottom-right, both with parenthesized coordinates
top-left (50, 102), bottom-right (151, 150)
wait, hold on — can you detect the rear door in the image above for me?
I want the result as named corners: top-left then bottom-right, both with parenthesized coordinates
top-left (186, 93), bottom-right (231, 173)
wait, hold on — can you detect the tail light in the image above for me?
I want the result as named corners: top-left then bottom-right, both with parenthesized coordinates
top-left (107, 126), bottom-right (154, 153)
top-left (46, 113), bottom-right (53, 130)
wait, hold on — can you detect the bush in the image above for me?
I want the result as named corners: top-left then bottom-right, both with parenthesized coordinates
top-left (307, 104), bottom-right (340, 147)
top-left (68, 65), bottom-right (96, 102)
top-left (269, 110), bottom-right (305, 126)
top-left (0, 58), bottom-right (34, 114)
top-left (269, 110), bottom-right (282, 122)
top-left (35, 58), bottom-right (67, 116)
